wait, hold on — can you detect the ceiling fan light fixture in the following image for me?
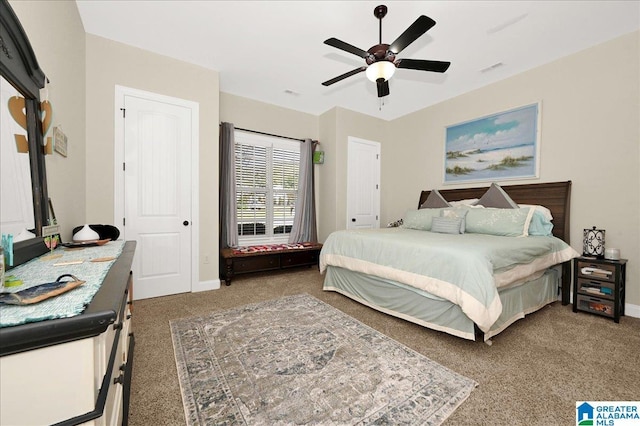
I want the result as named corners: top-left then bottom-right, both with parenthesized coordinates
top-left (365, 61), bottom-right (396, 82)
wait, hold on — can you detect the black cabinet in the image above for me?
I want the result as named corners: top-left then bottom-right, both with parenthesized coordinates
top-left (573, 256), bottom-right (627, 323)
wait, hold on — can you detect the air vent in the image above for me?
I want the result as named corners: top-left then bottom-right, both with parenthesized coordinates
top-left (480, 62), bottom-right (504, 73)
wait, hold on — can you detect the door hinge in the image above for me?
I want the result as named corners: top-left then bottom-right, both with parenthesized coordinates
top-left (123, 217), bottom-right (126, 227)
top-left (123, 162), bottom-right (126, 171)
top-left (376, 154), bottom-right (379, 160)
top-left (375, 184), bottom-right (379, 189)
top-left (376, 215), bottom-right (379, 220)
top-left (120, 108), bottom-right (126, 118)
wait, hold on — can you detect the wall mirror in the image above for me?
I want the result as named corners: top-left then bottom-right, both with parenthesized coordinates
top-left (0, 0), bottom-right (50, 266)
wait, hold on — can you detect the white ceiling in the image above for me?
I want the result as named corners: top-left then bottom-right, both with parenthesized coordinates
top-left (76, 1), bottom-right (640, 121)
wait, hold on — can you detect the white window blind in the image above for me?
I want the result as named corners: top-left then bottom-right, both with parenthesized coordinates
top-left (234, 131), bottom-right (299, 245)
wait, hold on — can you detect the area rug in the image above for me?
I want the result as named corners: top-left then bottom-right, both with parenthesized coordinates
top-left (170, 294), bottom-right (477, 425)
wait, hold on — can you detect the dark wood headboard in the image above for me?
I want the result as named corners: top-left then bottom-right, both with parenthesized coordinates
top-left (419, 181), bottom-right (572, 244)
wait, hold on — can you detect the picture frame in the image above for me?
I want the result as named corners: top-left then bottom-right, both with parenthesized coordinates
top-left (444, 102), bottom-right (540, 184)
top-left (53, 126), bottom-right (67, 157)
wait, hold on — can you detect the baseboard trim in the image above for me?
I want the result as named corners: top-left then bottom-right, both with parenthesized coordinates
top-left (193, 279), bottom-right (220, 293)
top-left (625, 303), bottom-right (640, 319)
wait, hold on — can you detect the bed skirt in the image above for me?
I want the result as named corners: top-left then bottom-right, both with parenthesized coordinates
top-left (323, 265), bottom-right (560, 341)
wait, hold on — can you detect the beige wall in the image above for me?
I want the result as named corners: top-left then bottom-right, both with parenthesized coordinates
top-left (85, 34), bottom-right (220, 282)
top-left (318, 109), bottom-right (337, 241)
top-left (386, 31), bottom-right (640, 307)
top-left (333, 108), bottom-right (388, 236)
top-left (317, 107), bottom-right (388, 240)
top-left (220, 92), bottom-right (319, 140)
top-left (9, 1), bottom-right (86, 239)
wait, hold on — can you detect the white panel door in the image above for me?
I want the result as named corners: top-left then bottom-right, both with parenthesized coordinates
top-left (346, 137), bottom-right (380, 230)
top-left (123, 95), bottom-right (192, 299)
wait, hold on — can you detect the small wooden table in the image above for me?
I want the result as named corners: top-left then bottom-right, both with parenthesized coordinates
top-left (220, 243), bottom-right (322, 285)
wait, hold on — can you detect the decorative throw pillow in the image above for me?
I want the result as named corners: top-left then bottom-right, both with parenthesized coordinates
top-left (420, 190), bottom-right (451, 209)
top-left (476, 183), bottom-right (518, 209)
top-left (528, 210), bottom-right (554, 236)
top-left (402, 208), bottom-right (446, 231)
top-left (441, 208), bottom-right (468, 233)
top-left (431, 217), bottom-right (463, 234)
top-left (519, 204), bottom-right (553, 221)
top-left (465, 207), bottom-right (535, 237)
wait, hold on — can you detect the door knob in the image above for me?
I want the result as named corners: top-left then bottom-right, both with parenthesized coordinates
top-left (183, 220), bottom-right (190, 226)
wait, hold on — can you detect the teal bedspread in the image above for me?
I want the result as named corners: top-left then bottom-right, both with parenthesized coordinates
top-left (320, 228), bottom-right (578, 332)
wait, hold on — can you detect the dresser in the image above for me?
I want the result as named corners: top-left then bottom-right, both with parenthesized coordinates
top-left (0, 241), bottom-right (136, 425)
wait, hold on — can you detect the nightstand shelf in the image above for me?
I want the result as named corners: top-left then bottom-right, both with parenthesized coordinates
top-left (573, 256), bottom-right (627, 323)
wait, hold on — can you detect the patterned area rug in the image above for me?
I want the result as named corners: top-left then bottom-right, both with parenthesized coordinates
top-left (170, 294), bottom-right (477, 425)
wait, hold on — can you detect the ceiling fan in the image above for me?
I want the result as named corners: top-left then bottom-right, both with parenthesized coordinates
top-left (322, 4), bottom-right (451, 98)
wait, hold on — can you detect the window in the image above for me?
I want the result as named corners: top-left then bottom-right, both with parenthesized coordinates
top-left (235, 131), bottom-right (299, 245)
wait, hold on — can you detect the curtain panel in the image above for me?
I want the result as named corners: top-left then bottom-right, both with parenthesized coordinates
top-left (288, 139), bottom-right (318, 243)
top-left (219, 122), bottom-right (238, 248)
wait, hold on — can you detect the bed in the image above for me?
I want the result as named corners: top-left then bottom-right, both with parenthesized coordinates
top-left (320, 181), bottom-right (579, 342)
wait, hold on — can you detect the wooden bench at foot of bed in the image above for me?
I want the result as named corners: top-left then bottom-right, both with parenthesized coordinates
top-left (220, 243), bottom-right (322, 285)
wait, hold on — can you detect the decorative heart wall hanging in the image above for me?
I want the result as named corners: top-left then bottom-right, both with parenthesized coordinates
top-left (6, 96), bottom-right (54, 154)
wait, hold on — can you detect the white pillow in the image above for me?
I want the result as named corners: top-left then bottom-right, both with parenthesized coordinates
top-left (448, 198), bottom-right (481, 207)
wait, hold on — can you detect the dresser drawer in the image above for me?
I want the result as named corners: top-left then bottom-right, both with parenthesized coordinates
top-left (281, 250), bottom-right (319, 268)
top-left (576, 294), bottom-right (614, 318)
top-left (576, 260), bottom-right (616, 282)
top-left (576, 278), bottom-right (615, 300)
top-left (234, 254), bottom-right (280, 273)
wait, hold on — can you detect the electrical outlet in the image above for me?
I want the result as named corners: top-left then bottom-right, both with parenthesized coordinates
top-left (204, 254), bottom-right (210, 264)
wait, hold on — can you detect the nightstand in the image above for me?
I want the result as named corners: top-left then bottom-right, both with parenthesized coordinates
top-left (573, 256), bottom-right (627, 323)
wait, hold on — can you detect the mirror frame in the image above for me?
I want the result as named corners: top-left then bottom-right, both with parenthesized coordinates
top-left (1, 0), bottom-right (50, 266)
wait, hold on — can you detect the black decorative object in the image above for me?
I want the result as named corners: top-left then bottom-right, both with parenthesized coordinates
top-left (583, 226), bottom-right (605, 258)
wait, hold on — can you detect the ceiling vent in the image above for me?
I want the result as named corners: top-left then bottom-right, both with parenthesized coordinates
top-left (480, 62), bottom-right (504, 73)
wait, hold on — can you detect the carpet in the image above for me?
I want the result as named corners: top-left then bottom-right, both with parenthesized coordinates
top-left (170, 294), bottom-right (477, 425)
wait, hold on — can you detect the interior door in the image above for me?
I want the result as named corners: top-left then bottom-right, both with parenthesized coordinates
top-left (346, 137), bottom-right (380, 229)
top-left (122, 94), bottom-right (193, 299)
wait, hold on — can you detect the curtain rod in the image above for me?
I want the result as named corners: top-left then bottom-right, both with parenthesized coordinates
top-left (234, 126), bottom-right (306, 143)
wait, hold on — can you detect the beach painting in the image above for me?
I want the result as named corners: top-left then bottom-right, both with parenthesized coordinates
top-left (444, 103), bottom-right (540, 183)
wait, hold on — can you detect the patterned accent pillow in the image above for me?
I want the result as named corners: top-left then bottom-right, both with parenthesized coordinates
top-left (466, 207), bottom-right (535, 237)
top-left (441, 208), bottom-right (468, 233)
top-left (476, 183), bottom-right (518, 208)
top-left (431, 217), bottom-right (463, 234)
top-left (420, 190), bottom-right (451, 209)
top-left (402, 208), bottom-right (446, 231)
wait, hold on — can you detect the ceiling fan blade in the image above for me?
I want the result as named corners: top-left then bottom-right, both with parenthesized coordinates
top-left (389, 15), bottom-right (436, 54)
top-left (397, 58), bottom-right (451, 73)
top-left (324, 37), bottom-right (370, 59)
top-left (322, 67), bottom-right (367, 86)
top-left (376, 79), bottom-right (390, 98)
